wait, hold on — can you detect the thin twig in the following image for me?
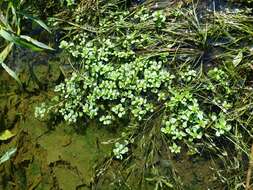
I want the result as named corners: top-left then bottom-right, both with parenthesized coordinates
top-left (246, 144), bottom-right (253, 190)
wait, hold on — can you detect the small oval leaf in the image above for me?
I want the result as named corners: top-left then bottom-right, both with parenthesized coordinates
top-left (233, 51), bottom-right (243, 67)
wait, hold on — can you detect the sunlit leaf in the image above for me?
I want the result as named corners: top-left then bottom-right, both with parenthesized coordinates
top-left (17, 11), bottom-right (51, 33)
top-left (0, 12), bottom-right (12, 30)
top-left (0, 43), bottom-right (13, 61)
top-left (0, 29), bottom-right (53, 51)
top-left (20, 35), bottom-right (54, 50)
top-left (0, 61), bottom-right (23, 86)
top-left (0, 43), bottom-right (22, 86)
top-left (0, 29), bottom-right (16, 43)
top-left (0, 147), bottom-right (17, 164)
top-left (0, 29), bottom-right (40, 51)
top-left (233, 51), bottom-right (243, 67)
top-left (0, 130), bottom-right (16, 141)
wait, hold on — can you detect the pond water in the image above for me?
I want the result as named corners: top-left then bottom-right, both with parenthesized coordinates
top-left (0, 47), bottom-right (220, 189)
top-left (0, 0), bottom-right (249, 189)
top-left (0, 49), bottom-right (119, 189)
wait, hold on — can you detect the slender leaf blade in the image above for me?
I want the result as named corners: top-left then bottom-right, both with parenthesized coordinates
top-left (0, 29), bottom-right (16, 43)
top-left (17, 11), bottom-right (51, 33)
top-left (0, 29), bottom-right (53, 51)
top-left (0, 29), bottom-right (40, 50)
top-left (0, 147), bottom-right (17, 164)
top-left (0, 43), bottom-right (13, 61)
top-left (0, 61), bottom-right (22, 86)
top-left (20, 35), bottom-right (54, 50)
top-left (0, 44), bottom-right (22, 87)
top-left (233, 51), bottom-right (243, 67)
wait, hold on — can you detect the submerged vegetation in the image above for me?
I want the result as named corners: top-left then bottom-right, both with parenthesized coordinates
top-left (0, 0), bottom-right (54, 89)
top-left (1, 0), bottom-right (253, 189)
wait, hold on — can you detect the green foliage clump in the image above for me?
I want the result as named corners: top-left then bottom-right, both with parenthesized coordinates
top-left (51, 3), bottom-right (253, 190)
top-left (113, 140), bottom-right (129, 160)
top-left (36, 8), bottom-right (174, 124)
top-left (35, 7), bottom-right (234, 154)
top-left (205, 67), bottom-right (234, 113)
top-left (152, 10), bottom-right (166, 27)
top-left (65, 0), bottom-right (75, 6)
top-left (211, 113), bottom-right (231, 137)
top-left (38, 44), bottom-right (174, 124)
top-left (161, 90), bottom-right (208, 153)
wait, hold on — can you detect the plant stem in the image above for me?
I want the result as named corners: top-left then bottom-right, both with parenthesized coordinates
top-left (246, 144), bottom-right (253, 190)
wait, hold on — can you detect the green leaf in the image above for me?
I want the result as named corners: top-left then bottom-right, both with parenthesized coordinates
top-left (17, 11), bottom-right (51, 33)
top-left (20, 35), bottom-right (54, 50)
top-left (0, 29), bottom-right (40, 51)
top-left (0, 43), bottom-right (13, 61)
top-left (0, 43), bottom-right (22, 86)
top-left (0, 130), bottom-right (16, 141)
top-left (0, 12), bottom-right (12, 30)
top-left (0, 61), bottom-right (23, 86)
top-left (0, 29), bottom-right (54, 51)
top-left (233, 51), bottom-right (243, 67)
top-left (0, 147), bottom-right (17, 164)
top-left (0, 29), bottom-right (16, 43)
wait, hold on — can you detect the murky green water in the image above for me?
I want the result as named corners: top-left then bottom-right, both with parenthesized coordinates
top-left (0, 48), bottom-right (224, 189)
top-left (0, 16), bottom-right (232, 188)
top-left (0, 49), bottom-right (120, 189)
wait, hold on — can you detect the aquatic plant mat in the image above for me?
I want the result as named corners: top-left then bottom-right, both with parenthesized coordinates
top-left (0, 61), bottom-right (115, 189)
top-left (1, 0), bottom-right (253, 189)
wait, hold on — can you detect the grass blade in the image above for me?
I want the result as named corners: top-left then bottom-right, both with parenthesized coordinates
top-left (17, 11), bottom-right (51, 33)
top-left (233, 51), bottom-right (243, 67)
top-left (0, 61), bottom-right (22, 86)
top-left (0, 29), bottom-right (16, 43)
top-left (0, 147), bottom-right (17, 164)
top-left (0, 43), bottom-right (22, 87)
top-left (0, 43), bottom-right (13, 61)
top-left (0, 29), bottom-right (54, 51)
top-left (20, 35), bottom-right (54, 50)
